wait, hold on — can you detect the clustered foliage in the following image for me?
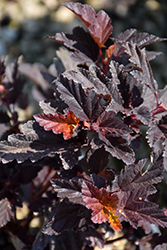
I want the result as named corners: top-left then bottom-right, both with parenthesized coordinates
top-left (0, 2), bottom-right (167, 249)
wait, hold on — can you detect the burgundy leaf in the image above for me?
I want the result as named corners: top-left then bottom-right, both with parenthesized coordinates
top-left (109, 61), bottom-right (124, 107)
top-left (87, 147), bottom-right (109, 174)
top-left (63, 65), bottom-right (110, 97)
top-left (118, 189), bottom-right (167, 229)
top-left (46, 27), bottom-right (99, 61)
top-left (114, 157), bottom-right (163, 192)
top-left (51, 179), bottom-right (83, 205)
top-left (92, 110), bottom-right (132, 136)
top-left (131, 49), bottom-right (157, 92)
top-left (94, 131), bottom-right (135, 165)
top-left (114, 28), bottom-right (166, 57)
top-left (133, 106), bottom-right (152, 125)
top-left (146, 125), bottom-right (163, 148)
top-left (63, 2), bottom-right (113, 47)
top-left (158, 115), bottom-right (167, 137)
top-left (70, 50), bottom-right (95, 66)
top-left (55, 74), bottom-right (103, 121)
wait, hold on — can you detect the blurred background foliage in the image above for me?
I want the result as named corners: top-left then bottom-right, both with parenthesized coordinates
top-left (0, 0), bottom-right (167, 88)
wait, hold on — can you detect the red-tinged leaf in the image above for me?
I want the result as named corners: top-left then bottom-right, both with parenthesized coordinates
top-left (92, 110), bottom-right (132, 136)
top-left (34, 110), bottom-right (80, 140)
top-left (63, 2), bottom-right (113, 47)
top-left (113, 157), bottom-right (163, 192)
top-left (105, 45), bottom-right (116, 60)
top-left (118, 189), bottom-right (167, 229)
top-left (0, 199), bottom-right (13, 228)
top-left (82, 181), bottom-right (122, 231)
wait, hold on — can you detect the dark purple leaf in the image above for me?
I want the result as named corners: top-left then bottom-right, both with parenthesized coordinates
top-left (146, 125), bottom-right (163, 148)
top-left (92, 110), bottom-right (132, 136)
top-left (114, 28), bottom-right (166, 57)
top-left (0, 121), bottom-right (80, 168)
top-left (50, 179), bottom-right (83, 205)
top-left (87, 147), bottom-right (109, 174)
top-left (2, 59), bottom-right (26, 105)
top-left (131, 49), bottom-right (158, 92)
top-left (43, 200), bottom-right (86, 235)
top-left (118, 189), bottom-right (167, 229)
top-left (131, 85), bottom-right (143, 108)
top-left (133, 106), bottom-right (152, 125)
top-left (158, 115), bottom-right (167, 137)
top-left (91, 173), bottom-right (106, 189)
top-left (95, 131), bottom-right (135, 165)
top-left (114, 157), bottom-right (163, 192)
top-left (55, 74), bottom-right (103, 121)
top-left (46, 27), bottom-right (99, 61)
top-left (63, 65), bottom-right (111, 98)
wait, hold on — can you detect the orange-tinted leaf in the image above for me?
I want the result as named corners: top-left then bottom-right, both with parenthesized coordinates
top-left (63, 2), bottom-right (113, 47)
top-left (105, 45), bottom-right (116, 60)
top-left (34, 110), bottom-right (80, 140)
top-left (82, 181), bottom-right (122, 231)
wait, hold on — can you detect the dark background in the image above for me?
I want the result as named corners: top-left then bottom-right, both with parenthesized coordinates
top-left (1, 0), bottom-right (167, 88)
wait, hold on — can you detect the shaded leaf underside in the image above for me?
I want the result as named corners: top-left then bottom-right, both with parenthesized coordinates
top-left (0, 121), bottom-right (80, 168)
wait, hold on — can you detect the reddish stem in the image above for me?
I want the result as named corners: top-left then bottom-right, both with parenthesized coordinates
top-left (151, 102), bottom-right (167, 116)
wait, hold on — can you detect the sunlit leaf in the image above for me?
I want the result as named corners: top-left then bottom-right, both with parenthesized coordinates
top-left (82, 181), bottom-right (122, 231)
top-left (63, 2), bottom-right (113, 47)
top-left (34, 110), bottom-right (80, 140)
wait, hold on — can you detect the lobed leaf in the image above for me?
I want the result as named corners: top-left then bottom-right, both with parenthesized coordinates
top-left (63, 2), bottom-right (113, 47)
top-left (133, 106), bottom-right (152, 125)
top-left (50, 179), bottom-right (83, 205)
top-left (82, 181), bottom-right (122, 231)
top-left (0, 121), bottom-right (80, 168)
top-left (114, 28), bottom-right (167, 57)
top-left (114, 157), bottom-right (163, 192)
top-left (34, 110), bottom-right (80, 140)
top-left (118, 189), bottom-right (167, 229)
top-left (55, 74), bottom-right (103, 121)
top-left (93, 131), bottom-right (135, 165)
top-left (45, 27), bottom-right (99, 62)
top-left (130, 49), bottom-right (158, 92)
top-left (92, 110), bottom-right (132, 136)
